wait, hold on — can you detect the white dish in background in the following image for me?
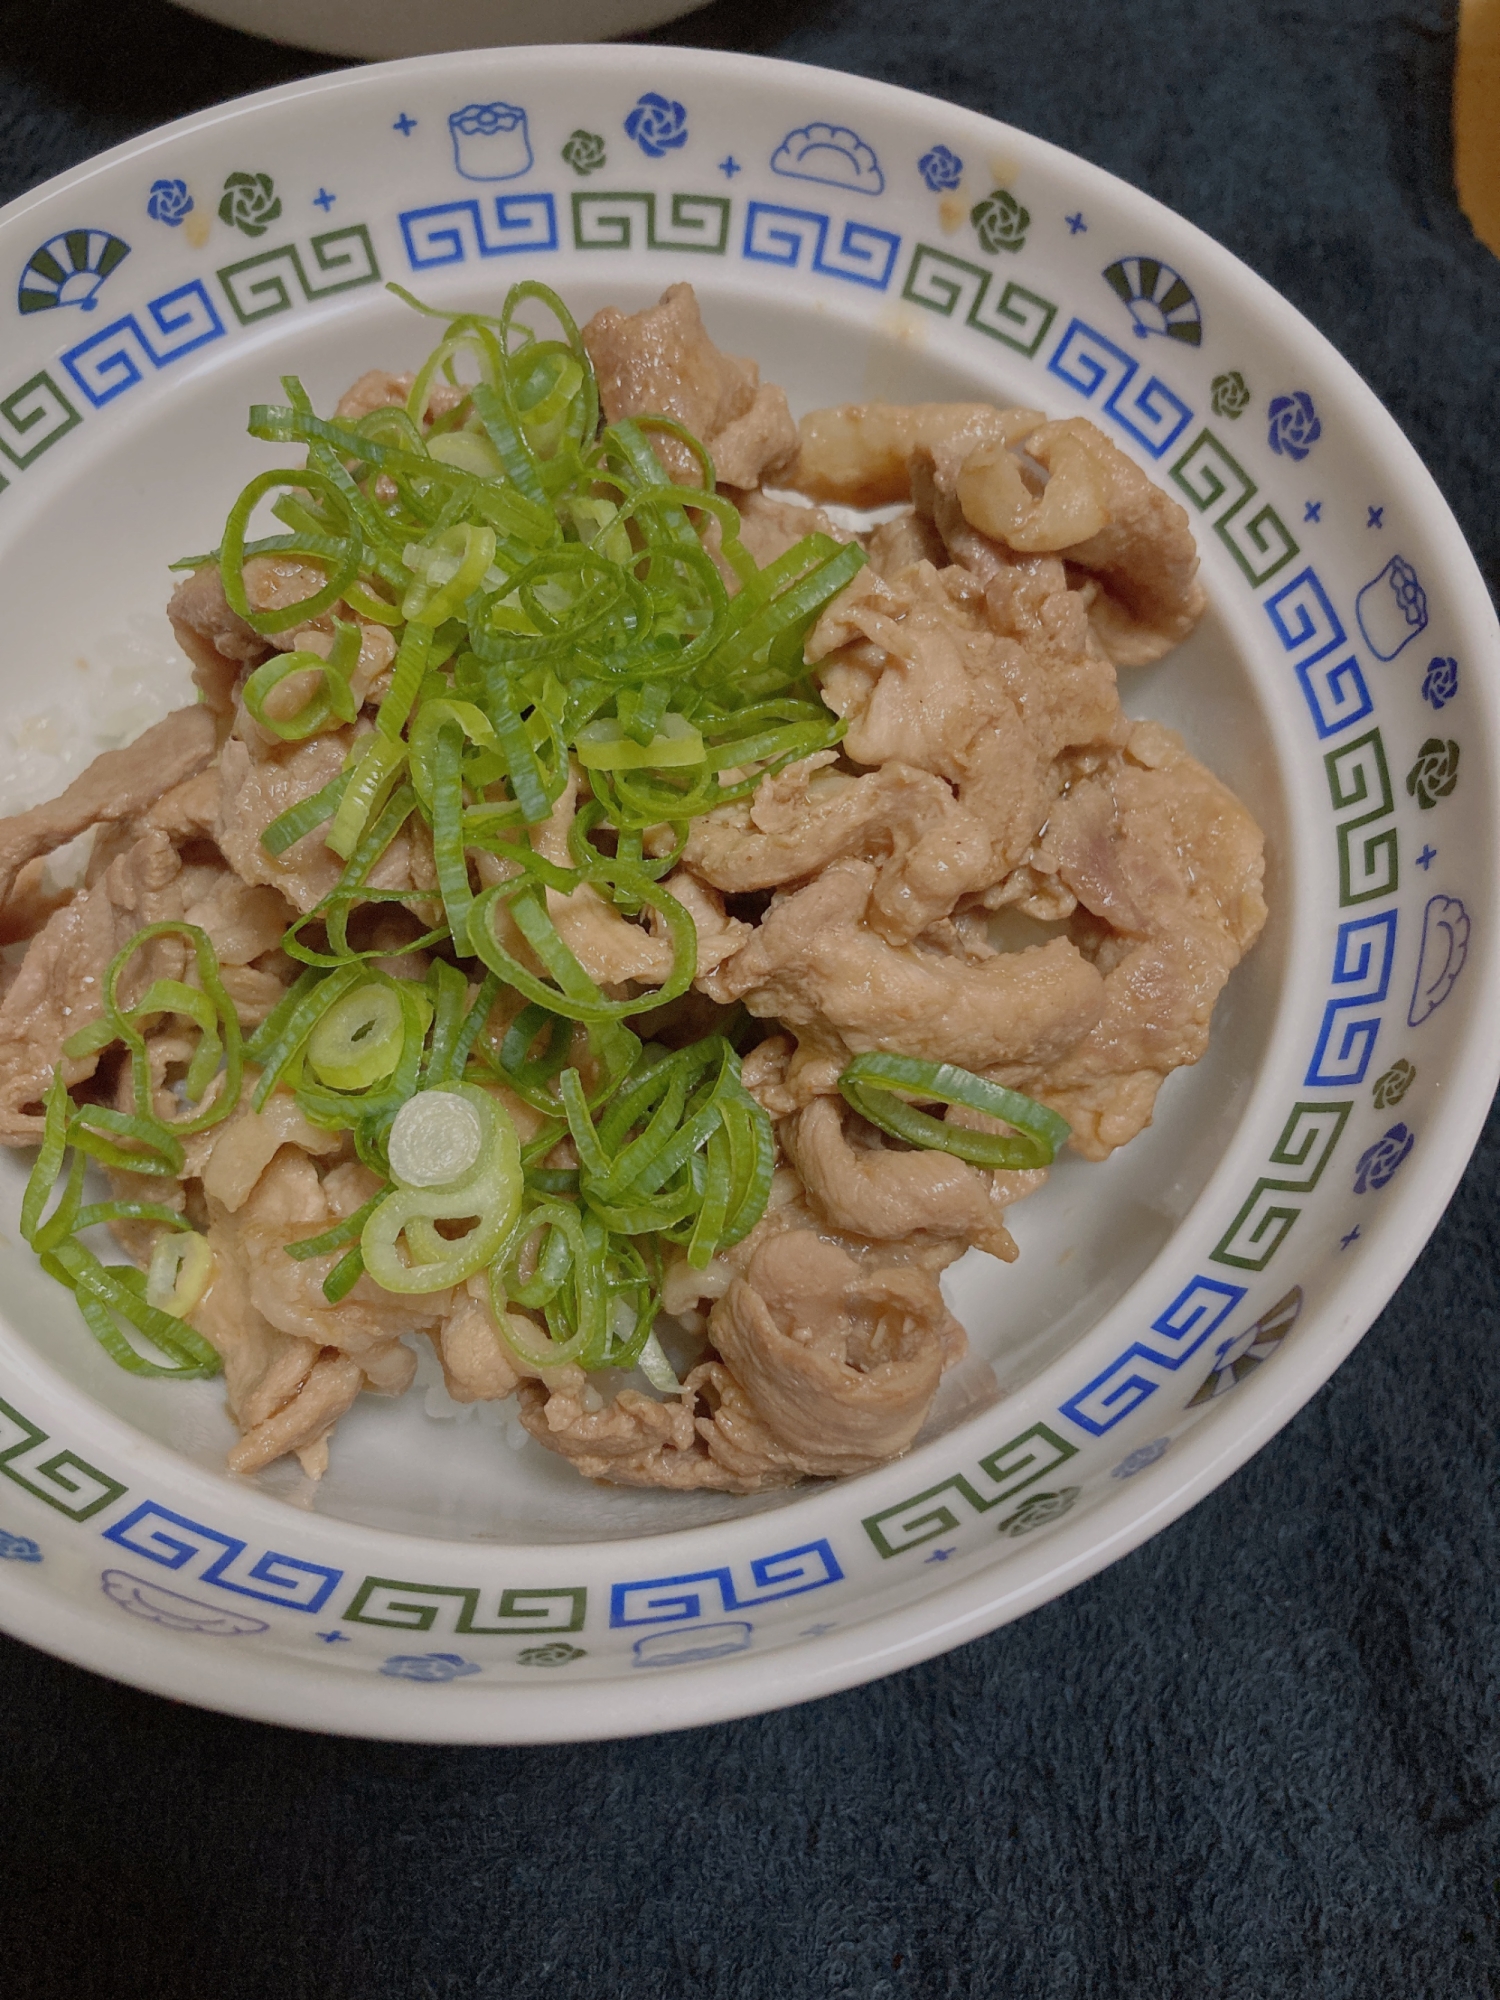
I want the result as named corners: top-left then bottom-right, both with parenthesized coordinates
top-left (0, 46), bottom-right (1495, 1741)
top-left (168, 0), bottom-right (705, 58)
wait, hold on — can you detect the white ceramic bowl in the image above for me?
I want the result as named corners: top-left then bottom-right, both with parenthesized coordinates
top-left (168, 0), bottom-right (703, 58)
top-left (1, 47), bottom-right (1495, 1742)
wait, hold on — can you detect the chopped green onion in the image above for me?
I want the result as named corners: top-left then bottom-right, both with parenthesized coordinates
top-left (20, 1075), bottom-right (222, 1380)
top-left (838, 1054), bottom-right (1071, 1170)
top-left (30, 279), bottom-right (891, 1395)
top-left (61, 923), bottom-right (243, 1150)
top-left (387, 1089), bottom-right (484, 1187)
top-left (637, 1330), bottom-right (681, 1393)
top-left (467, 862), bottom-right (696, 1024)
top-left (241, 619), bottom-right (362, 742)
top-left (361, 1083), bottom-right (522, 1294)
top-left (426, 429), bottom-right (504, 477)
top-left (262, 769), bottom-right (352, 858)
top-left (322, 1246), bottom-right (367, 1303)
top-left (575, 713), bottom-right (705, 771)
top-left (293, 977), bottom-right (433, 1170)
top-left (46, 1242), bottom-right (221, 1378)
top-left (327, 733), bottom-right (405, 860)
top-left (402, 523), bottom-right (497, 626)
top-left (286, 1190), bottom-right (388, 1262)
top-left (377, 624), bottom-right (432, 742)
top-left (146, 1231), bottom-right (215, 1317)
top-left (219, 467), bottom-right (361, 635)
top-left (246, 961), bottom-right (367, 1105)
top-left (307, 981), bottom-right (407, 1091)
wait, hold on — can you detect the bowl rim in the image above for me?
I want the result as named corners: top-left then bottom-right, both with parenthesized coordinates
top-left (2, 41), bottom-right (1497, 1742)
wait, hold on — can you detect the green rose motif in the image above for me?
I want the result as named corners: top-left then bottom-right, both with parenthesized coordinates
top-left (1372, 1058), bottom-right (1416, 1110)
top-left (218, 171), bottom-right (282, 238)
top-left (562, 130), bottom-right (607, 177)
top-left (1404, 737), bottom-right (1460, 810)
top-left (1210, 371), bottom-right (1250, 420)
top-left (997, 1487), bottom-right (1079, 1537)
top-left (517, 1641), bottom-right (586, 1667)
top-left (970, 189), bottom-right (1029, 255)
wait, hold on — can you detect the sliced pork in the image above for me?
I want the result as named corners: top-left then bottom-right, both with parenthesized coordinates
top-left (0, 290), bottom-right (1263, 1493)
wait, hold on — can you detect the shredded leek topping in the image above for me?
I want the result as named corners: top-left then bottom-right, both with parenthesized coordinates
top-left (362, 1083), bottom-right (521, 1295)
top-left (23, 280), bottom-right (1069, 1396)
top-left (837, 1054), bottom-right (1071, 1171)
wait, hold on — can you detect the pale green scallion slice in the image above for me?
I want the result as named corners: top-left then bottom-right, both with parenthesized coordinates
top-left (307, 982), bottom-right (408, 1092)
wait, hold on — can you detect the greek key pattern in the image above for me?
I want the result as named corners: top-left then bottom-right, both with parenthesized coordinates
top-left (1305, 910), bottom-right (1398, 1086)
top-left (1211, 1103), bottom-right (1352, 1270)
top-left (862, 1422), bottom-right (1078, 1557)
top-left (101, 1499), bottom-right (342, 1613)
top-left (1168, 428), bottom-right (1299, 586)
top-left (572, 190), bottom-right (730, 254)
top-left (0, 371), bottom-right (82, 494)
top-left (60, 278), bottom-right (225, 408)
top-left (1264, 566), bottom-right (1373, 739)
top-left (399, 193), bottom-right (559, 270)
top-left (742, 201), bottom-right (900, 290)
top-left (900, 243), bottom-right (1057, 357)
top-left (610, 1538), bottom-right (843, 1626)
top-left (1059, 1275), bottom-right (1247, 1435)
top-left (1046, 316), bottom-right (1193, 458)
top-left (342, 1576), bottom-right (585, 1634)
top-left (1326, 729), bottom-right (1398, 906)
top-left (0, 1394), bottom-right (125, 1520)
top-left (216, 224), bottom-right (380, 326)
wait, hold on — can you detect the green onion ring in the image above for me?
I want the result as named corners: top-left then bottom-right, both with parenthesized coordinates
top-left (838, 1054), bottom-right (1071, 1171)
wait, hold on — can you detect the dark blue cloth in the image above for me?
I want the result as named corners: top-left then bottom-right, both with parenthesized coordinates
top-left (2, 3), bottom-right (1499, 1991)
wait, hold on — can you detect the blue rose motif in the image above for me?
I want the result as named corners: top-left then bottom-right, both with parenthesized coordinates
top-left (1353, 1122), bottom-right (1414, 1194)
top-left (147, 178), bottom-right (193, 227)
top-left (1111, 1437), bottom-right (1170, 1480)
top-left (624, 92), bottom-right (688, 159)
top-left (1422, 655), bottom-right (1459, 710)
top-left (1266, 390), bottom-right (1321, 461)
top-left (0, 1527), bottom-right (41, 1561)
top-left (919, 145), bottom-right (963, 192)
top-left (379, 1651), bottom-right (481, 1682)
